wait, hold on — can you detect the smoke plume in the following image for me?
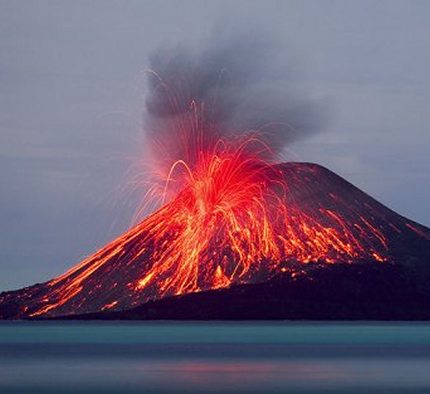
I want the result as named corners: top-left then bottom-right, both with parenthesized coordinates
top-left (143, 31), bottom-right (326, 166)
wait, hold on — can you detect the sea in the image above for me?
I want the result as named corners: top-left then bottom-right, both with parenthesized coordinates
top-left (1, 321), bottom-right (430, 393)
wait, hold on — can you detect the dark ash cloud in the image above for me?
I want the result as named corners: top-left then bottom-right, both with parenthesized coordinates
top-left (143, 31), bottom-right (327, 164)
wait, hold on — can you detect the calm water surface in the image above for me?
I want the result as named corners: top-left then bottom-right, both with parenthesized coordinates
top-left (1, 321), bottom-right (430, 393)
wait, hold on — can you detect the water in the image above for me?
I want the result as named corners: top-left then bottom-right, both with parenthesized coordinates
top-left (1, 322), bottom-right (430, 393)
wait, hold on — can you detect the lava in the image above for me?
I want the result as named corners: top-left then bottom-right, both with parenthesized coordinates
top-left (21, 134), bottom-right (392, 317)
top-left (5, 70), bottom-right (428, 319)
top-left (3, 155), bottom-right (429, 318)
top-left (122, 93), bottom-right (390, 302)
top-left (131, 137), bottom-right (389, 300)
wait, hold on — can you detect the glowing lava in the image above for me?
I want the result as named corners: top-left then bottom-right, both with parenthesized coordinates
top-left (2, 155), bottom-right (430, 319)
top-left (21, 150), bottom-right (394, 318)
top-left (133, 138), bottom-right (388, 300)
top-left (4, 74), bottom-right (430, 319)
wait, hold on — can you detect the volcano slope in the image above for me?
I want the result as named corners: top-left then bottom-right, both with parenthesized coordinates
top-left (1, 162), bottom-right (430, 320)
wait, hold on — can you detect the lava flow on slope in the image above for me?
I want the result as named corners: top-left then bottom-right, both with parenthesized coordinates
top-left (1, 155), bottom-right (430, 319)
top-left (2, 53), bottom-right (430, 319)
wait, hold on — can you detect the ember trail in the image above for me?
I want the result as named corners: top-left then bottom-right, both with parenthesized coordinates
top-left (1, 39), bottom-right (430, 320)
top-left (22, 92), bottom-right (390, 318)
top-left (127, 79), bottom-right (388, 300)
top-left (134, 134), bottom-right (388, 298)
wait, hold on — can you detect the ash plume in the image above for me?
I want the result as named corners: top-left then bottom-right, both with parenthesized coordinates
top-left (143, 31), bottom-right (326, 164)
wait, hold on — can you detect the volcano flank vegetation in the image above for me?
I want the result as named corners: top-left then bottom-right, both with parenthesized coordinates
top-left (1, 162), bottom-right (430, 320)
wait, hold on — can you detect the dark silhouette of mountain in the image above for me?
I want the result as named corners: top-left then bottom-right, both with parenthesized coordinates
top-left (57, 263), bottom-right (430, 320)
top-left (1, 162), bottom-right (430, 320)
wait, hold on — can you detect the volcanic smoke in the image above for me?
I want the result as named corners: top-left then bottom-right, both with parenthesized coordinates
top-left (1, 36), bottom-right (429, 319)
top-left (127, 37), bottom-right (386, 296)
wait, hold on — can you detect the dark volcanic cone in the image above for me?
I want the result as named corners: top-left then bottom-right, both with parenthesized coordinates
top-left (1, 162), bottom-right (430, 319)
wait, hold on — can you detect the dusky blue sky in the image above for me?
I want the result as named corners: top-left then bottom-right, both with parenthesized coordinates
top-left (1, 0), bottom-right (430, 290)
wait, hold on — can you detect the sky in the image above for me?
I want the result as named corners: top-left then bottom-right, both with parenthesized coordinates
top-left (1, 0), bottom-right (430, 290)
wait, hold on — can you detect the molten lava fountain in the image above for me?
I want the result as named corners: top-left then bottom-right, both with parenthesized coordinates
top-left (2, 68), bottom-right (429, 319)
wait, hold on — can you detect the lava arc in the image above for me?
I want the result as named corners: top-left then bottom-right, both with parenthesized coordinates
top-left (2, 158), bottom-right (430, 319)
top-left (1, 57), bottom-right (430, 319)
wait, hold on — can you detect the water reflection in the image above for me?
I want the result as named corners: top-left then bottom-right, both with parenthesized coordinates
top-left (1, 322), bottom-right (430, 393)
top-left (2, 356), bottom-right (430, 393)
top-left (154, 360), bottom-right (348, 389)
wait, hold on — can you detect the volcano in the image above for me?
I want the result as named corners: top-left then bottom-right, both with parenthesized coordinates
top-left (1, 162), bottom-right (430, 320)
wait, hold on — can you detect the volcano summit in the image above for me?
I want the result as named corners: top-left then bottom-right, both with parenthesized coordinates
top-left (1, 161), bottom-right (430, 320)
top-left (2, 39), bottom-right (430, 320)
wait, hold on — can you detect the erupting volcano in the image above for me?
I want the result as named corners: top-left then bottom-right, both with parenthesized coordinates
top-left (2, 152), bottom-right (430, 319)
top-left (2, 154), bottom-right (430, 319)
top-left (1, 39), bottom-right (430, 320)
